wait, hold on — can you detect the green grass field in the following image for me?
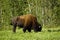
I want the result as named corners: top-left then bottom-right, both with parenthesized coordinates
top-left (0, 28), bottom-right (60, 40)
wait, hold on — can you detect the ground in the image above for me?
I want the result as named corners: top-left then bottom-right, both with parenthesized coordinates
top-left (0, 28), bottom-right (60, 40)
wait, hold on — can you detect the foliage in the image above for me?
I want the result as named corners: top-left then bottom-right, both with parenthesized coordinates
top-left (0, 0), bottom-right (60, 30)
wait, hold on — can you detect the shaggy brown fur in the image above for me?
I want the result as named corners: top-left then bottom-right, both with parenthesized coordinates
top-left (10, 14), bottom-right (42, 33)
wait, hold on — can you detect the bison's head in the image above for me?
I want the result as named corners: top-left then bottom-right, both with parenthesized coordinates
top-left (37, 24), bottom-right (42, 32)
top-left (34, 23), bottom-right (42, 32)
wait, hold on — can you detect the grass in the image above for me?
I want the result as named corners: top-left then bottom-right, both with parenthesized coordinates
top-left (0, 28), bottom-right (60, 40)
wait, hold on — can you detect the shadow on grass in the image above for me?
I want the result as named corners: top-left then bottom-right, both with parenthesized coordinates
top-left (48, 29), bottom-right (60, 32)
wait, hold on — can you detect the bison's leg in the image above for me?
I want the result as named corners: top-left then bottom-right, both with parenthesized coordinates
top-left (32, 24), bottom-right (38, 32)
top-left (13, 25), bottom-right (16, 32)
top-left (27, 27), bottom-right (31, 32)
top-left (28, 28), bottom-right (31, 32)
top-left (23, 26), bottom-right (27, 33)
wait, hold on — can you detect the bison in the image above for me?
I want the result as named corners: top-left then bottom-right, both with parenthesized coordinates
top-left (10, 14), bottom-right (42, 33)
